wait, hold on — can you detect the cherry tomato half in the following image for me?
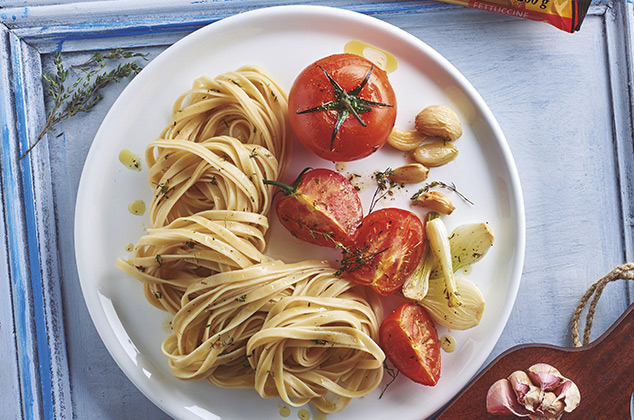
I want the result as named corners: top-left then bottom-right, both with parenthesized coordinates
top-left (266, 168), bottom-right (363, 248)
top-left (288, 53), bottom-right (397, 162)
top-left (379, 302), bottom-right (441, 386)
top-left (340, 208), bottom-right (425, 296)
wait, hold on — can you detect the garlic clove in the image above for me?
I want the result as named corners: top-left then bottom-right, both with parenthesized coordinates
top-left (554, 379), bottom-right (581, 413)
top-left (527, 363), bottom-right (565, 392)
top-left (508, 370), bottom-right (541, 412)
top-left (486, 378), bottom-right (531, 417)
top-left (414, 105), bottom-right (462, 141)
top-left (534, 391), bottom-right (565, 419)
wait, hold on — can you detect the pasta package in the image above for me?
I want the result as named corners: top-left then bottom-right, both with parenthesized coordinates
top-left (440, 0), bottom-right (592, 33)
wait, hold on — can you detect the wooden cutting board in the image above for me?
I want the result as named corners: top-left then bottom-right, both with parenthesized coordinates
top-left (435, 302), bottom-right (634, 419)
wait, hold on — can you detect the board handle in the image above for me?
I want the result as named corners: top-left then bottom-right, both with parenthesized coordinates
top-left (435, 300), bottom-right (634, 419)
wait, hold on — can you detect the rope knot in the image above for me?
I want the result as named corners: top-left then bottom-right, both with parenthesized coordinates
top-left (570, 263), bottom-right (634, 347)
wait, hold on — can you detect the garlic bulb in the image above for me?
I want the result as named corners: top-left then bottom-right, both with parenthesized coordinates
top-left (486, 363), bottom-right (580, 419)
top-left (419, 275), bottom-right (484, 330)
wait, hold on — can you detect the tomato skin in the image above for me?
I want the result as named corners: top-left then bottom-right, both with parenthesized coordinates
top-left (288, 53), bottom-right (397, 162)
top-left (379, 303), bottom-right (441, 386)
top-left (341, 208), bottom-right (425, 296)
top-left (273, 168), bottom-right (363, 247)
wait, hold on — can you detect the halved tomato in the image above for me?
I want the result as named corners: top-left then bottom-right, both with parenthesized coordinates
top-left (379, 302), bottom-right (441, 386)
top-left (339, 208), bottom-right (425, 296)
top-left (266, 168), bottom-right (363, 247)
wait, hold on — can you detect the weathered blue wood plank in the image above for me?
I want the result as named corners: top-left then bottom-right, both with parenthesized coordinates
top-left (0, 23), bottom-right (28, 420)
top-left (2, 0), bottom-right (458, 53)
top-left (2, 22), bottom-right (75, 420)
top-left (2, 26), bottom-right (45, 420)
top-left (2, 1), bottom-right (633, 419)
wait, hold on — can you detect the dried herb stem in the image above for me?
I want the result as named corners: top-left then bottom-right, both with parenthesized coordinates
top-left (410, 180), bottom-right (473, 205)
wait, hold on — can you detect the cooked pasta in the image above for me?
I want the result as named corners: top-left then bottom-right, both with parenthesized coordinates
top-left (116, 65), bottom-right (385, 413)
top-left (162, 260), bottom-right (384, 413)
top-left (115, 210), bottom-right (270, 314)
top-left (146, 136), bottom-right (279, 227)
top-left (158, 65), bottom-right (290, 175)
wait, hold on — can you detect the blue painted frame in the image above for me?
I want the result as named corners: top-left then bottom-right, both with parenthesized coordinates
top-left (1, 1), bottom-right (631, 419)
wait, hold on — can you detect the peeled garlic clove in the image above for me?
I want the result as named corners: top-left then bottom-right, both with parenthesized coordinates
top-left (486, 378), bottom-right (531, 416)
top-left (527, 363), bottom-right (565, 392)
top-left (554, 379), bottom-right (581, 413)
top-left (415, 105), bottom-right (462, 141)
top-left (413, 191), bottom-right (455, 215)
top-left (387, 128), bottom-right (426, 151)
top-left (389, 163), bottom-right (430, 184)
top-left (508, 370), bottom-right (541, 412)
top-left (412, 140), bottom-right (458, 167)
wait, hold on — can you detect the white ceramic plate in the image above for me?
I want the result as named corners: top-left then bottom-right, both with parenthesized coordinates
top-left (75, 5), bottom-right (525, 420)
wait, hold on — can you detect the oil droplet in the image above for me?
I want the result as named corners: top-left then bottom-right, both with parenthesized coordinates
top-left (313, 410), bottom-right (328, 420)
top-left (440, 334), bottom-right (456, 353)
top-left (461, 264), bottom-right (473, 275)
top-left (125, 243), bottom-right (134, 252)
top-left (119, 148), bottom-right (142, 171)
top-left (344, 40), bottom-right (399, 73)
top-left (297, 409), bottom-right (310, 420)
top-left (161, 316), bottom-right (173, 333)
top-left (128, 200), bottom-right (146, 215)
top-left (334, 162), bottom-right (347, 172)
top-left (278, 405), bottom-right (291, 418)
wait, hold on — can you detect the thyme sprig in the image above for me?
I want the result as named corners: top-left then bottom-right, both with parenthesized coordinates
top-left (22, 49), bottom-right (147, 159)
top-left (368, 167), bottom-right (396, 213)
top-left (379, 361), bottom-right (400, 399)
top-left (411, 180), bottom-right (473, 205)
top-left (335, 244), bottom-right (390, 276)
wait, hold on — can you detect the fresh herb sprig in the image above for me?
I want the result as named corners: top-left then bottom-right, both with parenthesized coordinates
top-left (335, 245), bottom-right (390, 276)
top-left (22, 49), bottom-right (147, 159)
top-left (378, 361), bottom-right (400, 399)
top-left (410, 180), bottom-right (473, 205)
top-left (368, 167), bottom-right (396, 213)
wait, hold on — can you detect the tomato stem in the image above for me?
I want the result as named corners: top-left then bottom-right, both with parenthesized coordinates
top-left (263, 167), bottom-right (313, 196)
top-left (262, 179), bottom-right (295, 195)
top-left (296, 64), bottom-right (394, 152)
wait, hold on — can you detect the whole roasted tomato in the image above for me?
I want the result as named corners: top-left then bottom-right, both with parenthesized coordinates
top-left (339, 208), bottom-right (425, 296)
top-left (288, 53), bottom-right (397, 162)
top-left (379, 302), bottom-right (441, 386)
top-left (265, 168), bottom-right (363, 247)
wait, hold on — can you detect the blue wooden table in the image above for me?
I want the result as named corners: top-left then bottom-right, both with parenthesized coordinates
top-left (1, 1), bottom-right (632, 419)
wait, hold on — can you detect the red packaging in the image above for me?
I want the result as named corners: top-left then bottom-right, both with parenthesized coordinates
top-left (440, 0), bottom-right (592, 33)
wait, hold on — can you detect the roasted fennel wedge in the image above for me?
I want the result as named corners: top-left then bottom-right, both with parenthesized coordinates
top-left (420, 275), bottom-right (485, 330)
top-left (401, 215), bottom-right (494, 330)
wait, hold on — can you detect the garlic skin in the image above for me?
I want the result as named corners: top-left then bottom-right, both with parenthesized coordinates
top-left (487, 363), bottom-right (580, 419)
top-left (554, 380), bottom-right (581, 413)
top-left (527, 363), bottom-right (565, 392)
top-left (533, 392), bottom-right (565, 419)
top-left (508, 370), bottom-right (541, 412)
top-left (486, 378), bottom-right (531, 417)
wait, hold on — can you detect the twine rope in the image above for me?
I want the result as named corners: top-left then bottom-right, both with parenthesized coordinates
top-left (570, 262), bottom-right (634, 347)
